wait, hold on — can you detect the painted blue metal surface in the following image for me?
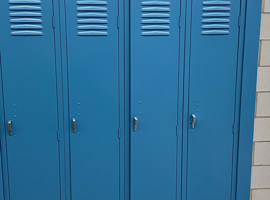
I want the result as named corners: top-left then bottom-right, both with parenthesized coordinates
top-left (130, 1), bottom-right (181, 199)
top-left (0, 0), bottom-right (60, 200)
top-left (0, 153), bottom-right (3, 200)
top-left (0, 0), bottom-right (262, 199)
top-left (236, 0), bottom-right (262, 199)
top-left (64, 0), bottom-right (124, 199)
top-left (186, 0), bottom-right (241, 200)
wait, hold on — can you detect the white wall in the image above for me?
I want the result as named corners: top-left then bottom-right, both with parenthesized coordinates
top-left (250, 0), bottom-right (270, 199)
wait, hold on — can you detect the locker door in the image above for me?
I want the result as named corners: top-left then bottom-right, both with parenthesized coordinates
top-left (130, 0), bottom-right (181, 199)
top-left (65, 0), bottom-right (121, 199)
top-left (186, 0), bottom-right (241, 199)
top-left (0, 1), bottom-right (60, 200)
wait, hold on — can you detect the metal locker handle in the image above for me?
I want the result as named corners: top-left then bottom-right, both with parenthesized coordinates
top-left (72, 118), bottom-right (76, 133)
top-left (7, 120), bottom-right (12, 136)
top-left (191, 114), bottom-right (196, 129)
top-left (134, 117), bottom-right (138, 132)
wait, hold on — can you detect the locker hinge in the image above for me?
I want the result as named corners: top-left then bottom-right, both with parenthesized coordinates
top-left (57, 130), bottom-right (60, 141)
top-left (232, 123), bottom-right (238, 134)
top-left (238, 16), bottom-right (241, 28)
top-left (118, 127), bottom-right (121, 139)
top-left (52, 16), bottom-right (55, 28)
top-left (178, 17), bottom-right (181, 28)
top-left (176, 125), bottom-right (179, 136)
top-left (117, 16), bottom-right (120, 29)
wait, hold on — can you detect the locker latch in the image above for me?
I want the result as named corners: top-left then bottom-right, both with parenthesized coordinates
top-left (8, 120), bottom-right (12, 136)
top-left (191, 114), bottom-right (196, 129)
top-left (72, 118), bottom-right (76, 133)
top-left (134, 117), bottom-right (138, 132)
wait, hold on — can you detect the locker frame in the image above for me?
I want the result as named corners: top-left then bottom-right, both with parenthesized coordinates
top-left (235, 0), bottom-right (262, 199)
top-left (0, 52), bottom-right (8, 200)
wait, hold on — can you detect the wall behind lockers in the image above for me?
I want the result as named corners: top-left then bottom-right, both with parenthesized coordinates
top-left (251, 0), bottom-right (270, 199)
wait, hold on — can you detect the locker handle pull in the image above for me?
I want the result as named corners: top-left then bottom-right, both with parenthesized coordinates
top-left (8, 120), bottom-right (12, 136)
top-left (72, 118), bottom-right (76, 133)
top-left (191, 114), bottom-right (196, 129)
top-left (134, 117), bottom-right (138, 132)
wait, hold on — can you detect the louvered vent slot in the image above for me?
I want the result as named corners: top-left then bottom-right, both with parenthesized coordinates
top-left (77, 1), bottom-right (108, 36)
top-left (202, 1), bottom-right (231, 35)
top-left (141, 1), bottom-right (170, 36)
top-left (9, 0), bottom-right (43, 36)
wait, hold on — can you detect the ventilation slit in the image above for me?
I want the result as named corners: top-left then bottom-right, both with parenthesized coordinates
top-left (9, 0), bottom-right (43, 36)
top-left (77, 0), bottom-right (108, 36)
top-left (201, 1), bottom-right (231, 35)
top-left (141, 1), bottom-right (171, 36)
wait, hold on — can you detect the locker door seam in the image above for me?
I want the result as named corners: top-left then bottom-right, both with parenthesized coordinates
top-left (230, 0), bottom-right (248, 199)
top-left (51, 0), bottom-right (63, 199)
top-left (52, 15), bottom-right (56, 28)
top-left (176, 1), bottom-right (184, 199)
top-left (117, 1), bottom-right (122, 200)
top-left (57, 0), bottom-right (71, 198)
top-left (185, 0), bottom-right (193, 199)
top-left (61, 0), bottom-right (73, 198)
top-left (0, 50), bottom-right (11, 200)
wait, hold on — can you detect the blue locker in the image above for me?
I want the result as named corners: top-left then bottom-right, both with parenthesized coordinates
top-left (186, 0), bottom-right (241, 199)
top-left (0, 0), bottom-right (60, 200)
top-left (130, 0), bottom-right (181, 199)
top-left (64, 0), bottom-right (124, 199)
top-left (0, 0), bottom-right (262, 199)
